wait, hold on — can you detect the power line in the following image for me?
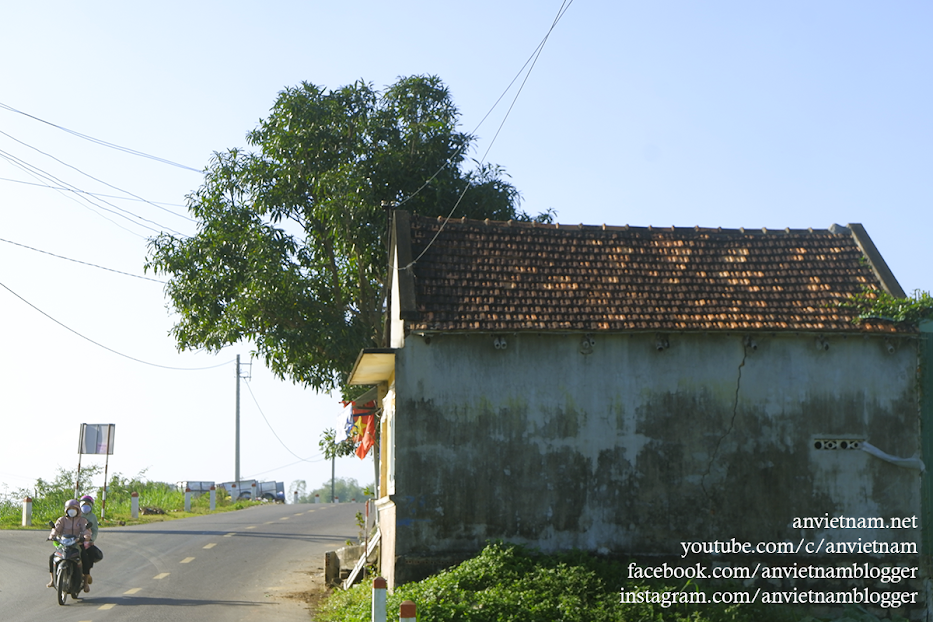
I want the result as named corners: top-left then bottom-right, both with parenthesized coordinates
top-left (0, 129), bottom-right (193, 233)
top-left (0, 149), bottom-right (151, 239)
top-left (0, 175), bottom-right (187, 209)
top-left (243, 378), bottom-right (323, 464)
top-left (0, 101), bottom-right (202, 173)
top-left (0, 279), bottom-right (232, 371)
top-left (402, 0), bottom-right (574, 269)
top-left (0, 236), bottom-right (166, 283)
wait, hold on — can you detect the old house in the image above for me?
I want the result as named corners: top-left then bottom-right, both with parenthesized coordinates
top-left (348, 212), bottom-right (929, 593)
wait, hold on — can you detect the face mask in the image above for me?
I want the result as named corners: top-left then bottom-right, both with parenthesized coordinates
top-left (81, 505), bottom-right (92, 514)
top-left (66, 509), bottom-right (78, 518)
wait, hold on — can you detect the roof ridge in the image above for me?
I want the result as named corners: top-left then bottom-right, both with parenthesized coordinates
top-left (413, 213), bottom-right (842, 235)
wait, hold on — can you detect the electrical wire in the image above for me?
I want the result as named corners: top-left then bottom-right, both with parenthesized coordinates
top-left (243, 378), bottom-right (325, 464)
top-left (0, 150), bottom-right (151, 239)
top-left (0, 129), bottom-right (194, 232)
top-left (0, 175), bottom-right (187, 208)
top-left (0, 279), bottom-right (233, 371)
top-left (0, 236), bottom-right (166, 283)
top-left (402, 0), bottom-right (574, 270)
top-left (0, 101), bottom-right (202, 173)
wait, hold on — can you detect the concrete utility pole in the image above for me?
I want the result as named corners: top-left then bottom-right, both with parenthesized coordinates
top-left (235, 354), bottom-right (241, 486)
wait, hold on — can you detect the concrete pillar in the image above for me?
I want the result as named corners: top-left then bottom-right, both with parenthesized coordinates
top-left (293, 490), bottom-right (299, 504)
top-left (399, 600), bottom-right (416, 622)
top-left (315, 494), bottom-right (320, 504)
top-left (21, 497), bottom-right (32, 527)
top-left (131, 492), bottom-right (139, 518)
top-left (334, 496), bottom-right (340, 504)
top-left (250, 481), bottom-right (257, 499)
top-left (209, 486), bottom-right (216, 511)
top-left (184, 487), bottom-right (192, 512)
top-left (372, 577), bottom-right (387, 622)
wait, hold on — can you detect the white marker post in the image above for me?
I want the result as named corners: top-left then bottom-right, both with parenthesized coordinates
top-left (130, 492), bottom-right (139, 519)
top-left (209, 486), bottom-right (216, 511)
top-left (372, 577), bottom-right (387, 622)
top-left (22, 497), bottom-right (32, 527)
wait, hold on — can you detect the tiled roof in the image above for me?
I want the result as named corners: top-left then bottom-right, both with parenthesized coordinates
top-left (397, 214), bottom-right (906, 333)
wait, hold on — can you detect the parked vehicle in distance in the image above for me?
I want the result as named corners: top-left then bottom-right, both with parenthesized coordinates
top-left (256, 481), bottom-right (285, 502)
top-left (218, 480), bottom-right (258, 500)
top-left (175, 481), bottom-right (215, 496)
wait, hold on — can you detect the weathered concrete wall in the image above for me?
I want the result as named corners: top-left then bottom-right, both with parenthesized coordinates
top-left (390, 332), bottom-right (920, 568)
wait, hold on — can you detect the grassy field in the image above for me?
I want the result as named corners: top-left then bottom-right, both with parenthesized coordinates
top-left (0, 467), bottom-right (260, 529)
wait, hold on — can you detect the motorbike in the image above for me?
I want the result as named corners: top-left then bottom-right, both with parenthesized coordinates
top-left (49, 531), bottom-right (86, 605)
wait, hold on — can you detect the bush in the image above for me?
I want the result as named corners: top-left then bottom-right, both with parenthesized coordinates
top-left (316, 542), bottom-right (797, 622)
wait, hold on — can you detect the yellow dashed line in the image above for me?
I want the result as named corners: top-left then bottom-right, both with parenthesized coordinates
top-left (280, 516), bottom-right (289, 520)
top-left (124, 587), bottom-right (142, 594)
top-left (98, 603), bottom-right (116, 610)
top-left (154, 573), bottom-right (170, 579)
top-left (245, 525), bottom-right (256, 530)
top-left (181, 557), bottom-right (195, 564)
top-left (264, 521), bottom-right (275, 524)
top-left (294, 512), bottom-right (304, 516)
top-left (223, 532), bottom-right (236, 537)
top-left (203, 543), bottom-right (217, 549)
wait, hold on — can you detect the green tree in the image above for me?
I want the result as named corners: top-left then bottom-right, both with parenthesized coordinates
top-left (147, 75), bottom-right (544, 391)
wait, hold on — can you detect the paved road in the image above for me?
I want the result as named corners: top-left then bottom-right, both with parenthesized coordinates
top-left (1, 503), bottom-right (361, 621)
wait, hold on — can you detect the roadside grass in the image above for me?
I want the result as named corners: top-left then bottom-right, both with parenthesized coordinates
top-left (0, 468), bottom-right (261, 530)
top-left (316, 541), bottom-right (804, 622)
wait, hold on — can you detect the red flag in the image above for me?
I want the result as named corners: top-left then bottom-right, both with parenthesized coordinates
top-left (355, 415), bottom-right (376, 459)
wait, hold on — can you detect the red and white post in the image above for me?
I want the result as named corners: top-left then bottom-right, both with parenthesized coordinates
top-left (184, 487), bottom-right (192, 512)
top-left (399, 600), bottom-right (416, 622)
top-left (131, 491), bottom-right (139, 518)
top-left (372, 577), bottom-right (387, 622)
top-left (209, 486), bottom-right (216, 511)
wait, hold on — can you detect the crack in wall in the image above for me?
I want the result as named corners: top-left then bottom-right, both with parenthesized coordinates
top-left (700, 339), bottom-right (748, 508)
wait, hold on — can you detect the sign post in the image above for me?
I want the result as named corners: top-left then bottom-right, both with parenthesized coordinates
top-left (77, 424), bottom-right (115, 518)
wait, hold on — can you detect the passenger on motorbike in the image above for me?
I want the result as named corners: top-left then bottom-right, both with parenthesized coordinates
top-left (79, 495), bottom-right (102, 588)
top-left (47, 500), bottom-right (91, 590)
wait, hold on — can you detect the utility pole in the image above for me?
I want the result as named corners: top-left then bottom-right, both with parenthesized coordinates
top-left (235, 354), bottom-right (241, 486)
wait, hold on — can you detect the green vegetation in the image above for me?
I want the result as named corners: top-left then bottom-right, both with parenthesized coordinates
top-left (316, 542), bottom-right (800, 622)
top-left (838, 288), bottom-right (933, 326)
top-left (1, 468), bottom-right (258, 529)
top-left (290, 477), bottom-right (371, 504)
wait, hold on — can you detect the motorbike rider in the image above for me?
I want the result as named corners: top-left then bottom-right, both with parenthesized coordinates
top-left (79, 495), bottom-right (102, 590)
top-left (47, 499), bottom-right (92, 589)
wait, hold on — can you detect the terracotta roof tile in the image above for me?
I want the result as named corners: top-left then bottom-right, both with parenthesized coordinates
top-left (401, 215), bottom-right (903, 333)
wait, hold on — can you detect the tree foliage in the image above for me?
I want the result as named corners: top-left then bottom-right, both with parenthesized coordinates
top-left (147, 75), bottom-right (542, 391)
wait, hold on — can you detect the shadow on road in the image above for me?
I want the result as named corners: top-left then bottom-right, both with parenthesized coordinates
top-left (76, 594), bottom-right (271, 608)
top-left (106, 529), bottom-right (350, 542)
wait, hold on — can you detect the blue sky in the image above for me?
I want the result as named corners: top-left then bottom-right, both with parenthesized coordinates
top-left (1, 1), bottom-right (930, 497)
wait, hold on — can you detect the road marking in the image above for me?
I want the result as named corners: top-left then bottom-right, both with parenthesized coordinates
top-left (124, 587), bottom-right (142, 594)
top-left (181, 557), bottom-right (195, 564)
top-left (154, 573), bottom-right (170, 579)
top-left (294, 512), bottom-right (304, 516)
top-left (264, 521), bottom-right (275, 524)
top-left (223, 532), bottom-right (236, 537)
top-left (245, 525), bottom-right (256, 530)
top-left (279, 516), bottom-right (289, 520)
top-left (203, 543), bottom-right (217, 549)
top-left (99, 603), bottom-right (116, 610)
